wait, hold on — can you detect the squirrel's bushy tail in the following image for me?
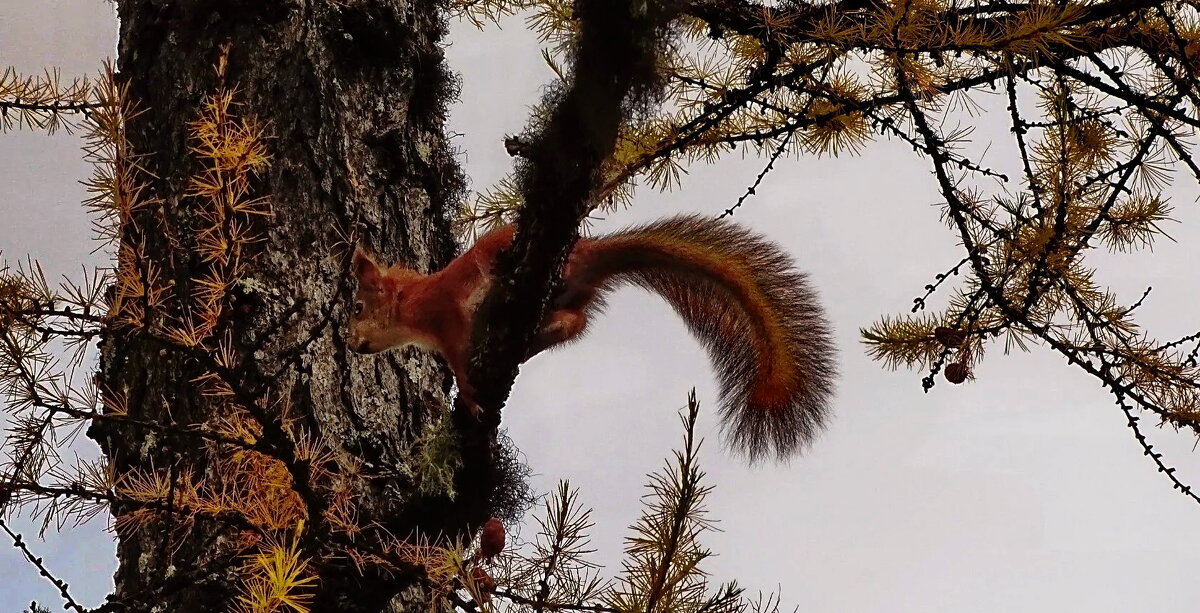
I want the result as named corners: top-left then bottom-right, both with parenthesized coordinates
top-left (572, 215), bottom-right (837, 461)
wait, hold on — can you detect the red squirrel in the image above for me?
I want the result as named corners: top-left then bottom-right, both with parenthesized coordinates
top-left (348, 215), bottom-right (836, 460)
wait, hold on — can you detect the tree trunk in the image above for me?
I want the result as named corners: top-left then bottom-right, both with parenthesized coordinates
top-left (90, 1), bottom-right (467, 610)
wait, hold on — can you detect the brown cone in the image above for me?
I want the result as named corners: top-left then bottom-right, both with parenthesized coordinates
top-left (945, 362), bottom-right (970, 384)
top-left (471, 567), bottom-right (496, 601)
top-left (934, 326), bottom-right (966, 347)
top-left (480, 517), bottom-right (505, 559)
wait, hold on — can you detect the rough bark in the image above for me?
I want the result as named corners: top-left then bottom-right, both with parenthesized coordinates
top-left (89, 1), bottom-right (466, 610)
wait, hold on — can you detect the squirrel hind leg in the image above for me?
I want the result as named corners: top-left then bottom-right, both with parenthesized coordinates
top-left (528, 309), bottom-right (588, 358)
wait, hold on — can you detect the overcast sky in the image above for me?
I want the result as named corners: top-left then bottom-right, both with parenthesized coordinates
top-left (4, 3), bottom-right (1200, 612)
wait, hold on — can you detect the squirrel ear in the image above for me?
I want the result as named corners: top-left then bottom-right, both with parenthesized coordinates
top-left (352, 246), bottom-right (381, 283)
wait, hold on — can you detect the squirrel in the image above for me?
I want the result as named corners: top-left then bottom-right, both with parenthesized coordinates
top-left (348, 215), bottom-right (836, 460)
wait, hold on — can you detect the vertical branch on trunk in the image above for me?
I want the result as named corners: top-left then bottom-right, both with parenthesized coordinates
top-left (454, 0), bottom-right (679, 520)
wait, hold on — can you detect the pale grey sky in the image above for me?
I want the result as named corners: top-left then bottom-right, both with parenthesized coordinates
top-left (4, 3), bottom-right (1200, 612)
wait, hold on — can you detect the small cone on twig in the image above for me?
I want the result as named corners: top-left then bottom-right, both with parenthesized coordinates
top-left (480, 517), bottom-right (505, 560)
top-left (471, 567), bottom-right (496, 601)
top-left (945, 362), bottom-right (970, 384)
top-left (934, 326), bottom-right (966, 348)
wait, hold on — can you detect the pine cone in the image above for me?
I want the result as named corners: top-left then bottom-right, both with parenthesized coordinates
top-left (933, 326), bottom-right (966, 347)
top-left (471, 567), bottom-right (496, 601)
top-left (945, 362), bottom-right (970, 384)
top-left (480, 517), bottom-right (505, 559)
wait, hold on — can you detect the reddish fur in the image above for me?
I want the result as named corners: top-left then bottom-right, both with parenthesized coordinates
top-left (348, 216), bottom-right (835, 460)
top-left (349, 227), bottom-right (515, 411)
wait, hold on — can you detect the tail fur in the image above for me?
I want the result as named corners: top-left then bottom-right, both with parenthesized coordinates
top-left (568, 215), bottom-right (837, 461)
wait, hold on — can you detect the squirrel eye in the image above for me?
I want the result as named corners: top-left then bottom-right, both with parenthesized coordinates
top-left (353, 301), bottom-right (364, 316)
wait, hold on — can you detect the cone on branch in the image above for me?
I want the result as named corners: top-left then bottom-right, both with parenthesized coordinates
top-left (934, 326), bottom-right (966, 348)
top-left (479, 517), bottom-right (505, 560)
top-left (945, 362), bottom-right (970, 384)
top-left (470, 567), bottom-right (496, 602)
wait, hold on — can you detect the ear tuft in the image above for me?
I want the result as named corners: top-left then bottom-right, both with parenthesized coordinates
top-left (352, 246), bottom-right (381, 283)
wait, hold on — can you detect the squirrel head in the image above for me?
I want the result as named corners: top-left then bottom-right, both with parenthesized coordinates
top-left (348, 247), bottom-right (425, 354)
